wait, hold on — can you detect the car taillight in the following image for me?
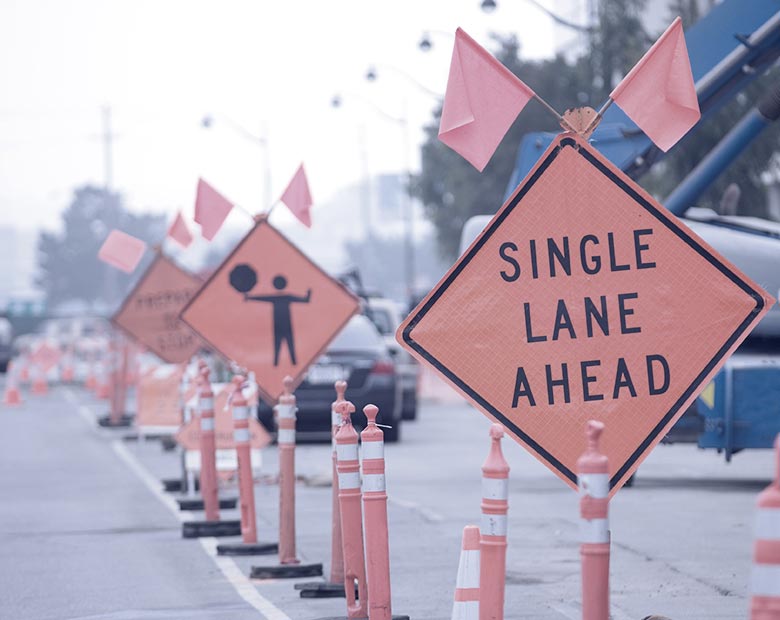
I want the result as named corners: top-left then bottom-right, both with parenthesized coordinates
top-left (371, 360), bottom-right (395, 375)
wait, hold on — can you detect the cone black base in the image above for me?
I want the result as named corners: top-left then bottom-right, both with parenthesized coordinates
top-left (250, 562), bottom-right (323, 580)
top-left (216, 541), bottom-right (278, 556)
top-left (181, 519), bottom-right (242, 538)
top-left (162, 478), bottom-right (200, 493)
top-left (97, 414), bottom-right (134, 428)
top-left (177, 497), bottom-right (237, 511)
top-left (295, 581), bottom-right (349, 598)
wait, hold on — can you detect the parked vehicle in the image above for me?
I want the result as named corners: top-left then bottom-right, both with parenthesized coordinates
top-left (366, 297), bottom-right (419, 420)
top-left (0, 317), bottom-right (12, 372)
top-left (257, 314), bottom-right (403, 442)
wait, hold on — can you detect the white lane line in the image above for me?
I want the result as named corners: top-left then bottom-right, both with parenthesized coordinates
top-left (63, 388), bottom-right (98, 426)
top-left (111, 441), bottom-right (291, 620)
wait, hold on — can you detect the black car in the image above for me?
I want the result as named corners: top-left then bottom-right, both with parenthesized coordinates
top-left (257, 314), bottom-right (402, 442)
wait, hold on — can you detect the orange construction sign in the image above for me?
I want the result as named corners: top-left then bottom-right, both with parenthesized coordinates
top-left (113, 253), bottom-right (204, 363)
top-left (30, 343), bottom-right (61, 373)
top-left (175, 383), bottom-right (271, 450)
top-left (397, 133), bottom-right (774, 495)
top-left (180, 218), bottom-right (360, 405)
top-left (136, 365), bottom-right (185, 429)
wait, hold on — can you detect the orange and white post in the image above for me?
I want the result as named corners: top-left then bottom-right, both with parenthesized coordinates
top-left (336, 400), bottom-right (368, 618)
top-left (452, 525), bottom-right (481, 620)
top-left (577, 420), bottom-right (610, 620)
top-left (479, 424), bottom-right (509, 620)
top-left (331, 380), bottom-right (347, 584)
top-left (276, 376), bottom-right (299, 565)
top-left (750, 434), bottom-right (780, 620)
top-left (230, 375), bottom-right (257, 543)
top-left (197, 366), bottom-right (220, 522)
top-left (361, 404), bottom-right (393, 620)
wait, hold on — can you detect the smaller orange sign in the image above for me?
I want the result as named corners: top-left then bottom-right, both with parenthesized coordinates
top-left (175, 382), bottom-right (271, 451)
top-left (136, 365), bottom-right (185, 429)
top-left (181, 219), bottom-right (360, 405)
top-left (30, 343), bottom-right (61, 373)
top-left (113, 253), bottom-right (204, 363)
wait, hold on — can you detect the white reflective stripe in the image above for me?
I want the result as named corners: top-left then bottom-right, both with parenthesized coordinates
top-left (578, 473), bottom-right (609, 499)
top-left (580, 518), bottom-right (610, 544)
top-left (234, 428), bottom-right (250, 443)
top-left (232, 405), bottom-right (249, 420)
top-left (751, 564), bottom-right (780, 597)
top-left (481, 477), bottom-right (508, 500)
top-left (338, 471), bottom-right (361, 490)
top-left (278, 428), bottom-right (295, 444)
top-left (198, 397), bottom-right (214, 411)
top-left (200, 417), bottom-right (215, 431)
top-left (755, 508), bottom-right (780, 540)
top-left (481, 513), bottom-right (507, 537)
top-left (362, 473), bottom-right (385, 492)
top-left (456, 549), bottom-right (480, 589)
top-left (336, 443), bottom-right (359, 462)
top-left (361, 441), bottom-right (384, 460)
top-left (451, 600), bottom-right (479, 620)
top-left (276, 404), bottom-right (296, 419)
top-left (331, 410), bottom-right (341, 427)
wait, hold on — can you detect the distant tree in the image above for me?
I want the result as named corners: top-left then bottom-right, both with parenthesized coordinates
top-left (37, 185), bottom-right (166, 311)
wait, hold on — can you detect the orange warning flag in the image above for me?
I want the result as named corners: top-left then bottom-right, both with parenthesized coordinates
top-left (610, 17), bottom-right (700, 152)
top-left (194, 178), bottom-right (234, 241)
top-left (98, 229), bottom-right (146, 273)
top-left (167, 211), bottom-right (193, 248)
top-left (439, 27), bottom-right (535, 172)
top-left (280, 163), bottom-right (313, 228)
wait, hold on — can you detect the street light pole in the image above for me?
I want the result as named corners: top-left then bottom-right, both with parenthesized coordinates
top-left (201, 114), bottom-right (272, 211)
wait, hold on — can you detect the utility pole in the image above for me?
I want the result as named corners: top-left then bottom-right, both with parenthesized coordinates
top-left (102, 105), bottom-right (114, 191)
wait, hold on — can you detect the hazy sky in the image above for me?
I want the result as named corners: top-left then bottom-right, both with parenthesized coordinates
top-left (0, 0), bottom-right (562, 234)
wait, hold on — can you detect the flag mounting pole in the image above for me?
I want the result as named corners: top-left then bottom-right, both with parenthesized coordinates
top-left (263, 199), bottom-right (281, 218)
top-left (533, 93), bottom-right (576, 132)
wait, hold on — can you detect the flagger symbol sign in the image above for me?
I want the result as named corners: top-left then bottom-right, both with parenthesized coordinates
top-left (181, 218), bottom-right (359, 405)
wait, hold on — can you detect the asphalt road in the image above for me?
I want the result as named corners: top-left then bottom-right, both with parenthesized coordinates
top-left (0, 380), bottom-right (775, 620)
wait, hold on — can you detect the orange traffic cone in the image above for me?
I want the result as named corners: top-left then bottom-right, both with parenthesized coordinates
top-left (3, 362), bottom-right (23, 406)
top-left (31, 365), bottom-right (48, 395)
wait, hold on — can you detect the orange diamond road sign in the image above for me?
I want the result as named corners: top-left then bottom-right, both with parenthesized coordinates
top-left (181, 218), bottom-right (360, 405)
top-left (113, 253), bottom-right (204, 363)
top-left (30, 343), bottom-right (61, 373)
top-left (398, 133), bottom-right (774, 495)
top-left (175, 383), bottom-right (271, 451)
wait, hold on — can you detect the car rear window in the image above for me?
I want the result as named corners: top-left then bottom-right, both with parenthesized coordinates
top-left (329, 315), bottom-right (384, 351)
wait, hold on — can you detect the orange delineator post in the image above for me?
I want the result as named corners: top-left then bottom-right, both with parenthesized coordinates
top-left (330, 380), bottom-right (347, 585)
top-left (109, 341), bottom-right (129, 425)
top-left (361, 404), bottom-right (393, 620)
top-left (61, 349), bottom-right (75, 383)
top-left (577, 421), bottom-right (610, 620)
top-left (276, 376), bottom-right (299, 565)
top-left (452, 525), bottom-right (481, 620)
top-left (197, 366), bottom-right (220, 522)
top-left (230, 375), bottom-right (257, 543)
top-left (750, 434), bottom-right (780, 619)
top-left (336, 400), bottom-right (368, 618)
top-left (31, 364), bottom-right (48, 395)
top-left (479, 424), bottom-right (509, 620)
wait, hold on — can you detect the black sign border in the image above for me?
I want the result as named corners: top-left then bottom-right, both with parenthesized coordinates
top-left (402, 136), bottom-right (766, 489)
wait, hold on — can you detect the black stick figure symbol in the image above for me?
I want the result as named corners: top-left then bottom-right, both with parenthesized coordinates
top-left (229, 264), bottom-right (311, 367)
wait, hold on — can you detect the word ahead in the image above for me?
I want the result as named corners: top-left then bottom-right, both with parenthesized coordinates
top-left (398, 134), bottom-right (772, 495)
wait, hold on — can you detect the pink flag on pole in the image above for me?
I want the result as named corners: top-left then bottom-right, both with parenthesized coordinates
top-left (167, 211), bottom-right (193, 248)
top-left (610, 17), bottom-right (700, 152)
top-left (279, 163), bottom-right (313, 228)
top-left (98, 230), bottom-right (146, 273)
top-left (194, 178), bottom-right (234, 241)
top-left (438, 28), bottom-right (536, 172)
